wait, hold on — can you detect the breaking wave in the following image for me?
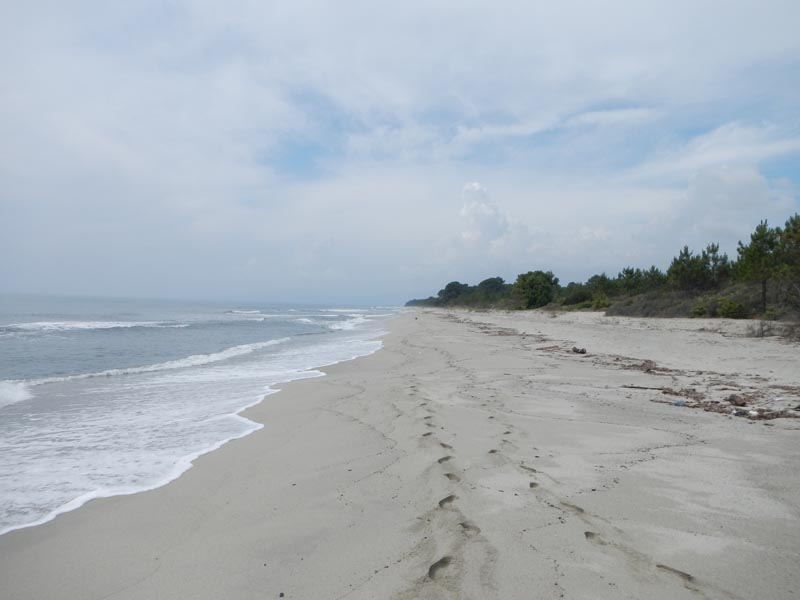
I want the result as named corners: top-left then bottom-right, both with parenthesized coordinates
top-left (24, 338), bottom-right (292, 386)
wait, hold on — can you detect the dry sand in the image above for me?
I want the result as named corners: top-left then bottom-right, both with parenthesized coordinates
top-left (1, 309), bottom-right (799, 599)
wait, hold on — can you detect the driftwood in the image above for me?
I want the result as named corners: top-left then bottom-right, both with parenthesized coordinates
top-left (622, 384), bottom-right (664, 391)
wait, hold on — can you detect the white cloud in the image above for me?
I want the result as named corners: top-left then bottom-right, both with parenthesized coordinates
top-left (565, 108), bottom-right (659, 128)
top-left (679, 165), bottom-right (797, 245)
top-left (459, 182), bottom-right (509, 243)
top-left (451, 118), bottom-right (559, 149)
top-left (578, 226), bottom-right (612, 242)
top-left (630, 122), bottom-right (800, 182)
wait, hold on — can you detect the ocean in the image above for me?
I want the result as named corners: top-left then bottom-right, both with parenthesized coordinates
top-left (0, 294), bottom-right (392, 535)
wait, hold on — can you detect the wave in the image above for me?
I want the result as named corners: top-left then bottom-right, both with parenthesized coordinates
top-left (226, 311), bottom-right (291, 319)
top-left (328, 316), bottom-right (369, 331)
top-left (0, 413), bottom-right (266, 537)
top-left (3, 321), bottom-right (189, 333)
top-left (20, 337), bottom-right (292, 387)
top-left (0, 381), bottom-right (33, 408)
top-left (0, 314), bottom-right (388, 535)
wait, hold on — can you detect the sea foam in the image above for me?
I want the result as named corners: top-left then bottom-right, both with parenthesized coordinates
top-left (0, 299), bottom-right (392, 537)
top-left (328, 315), bottom-right (369, 330)
top-left (3, 321), bottom-right (190, 333)
top-left (0, 335), bottom-right (384, 536)
top-left (26, 337), bottom-right (292, 386)
top-left (0, 381), bottom-right (33, 407)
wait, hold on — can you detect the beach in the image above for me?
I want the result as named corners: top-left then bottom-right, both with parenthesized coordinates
top-left (1, 309), bottom-right (799, 599)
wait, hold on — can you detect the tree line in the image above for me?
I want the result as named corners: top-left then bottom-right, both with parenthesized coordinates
top-left (406, 214), bottom-right (800, 319)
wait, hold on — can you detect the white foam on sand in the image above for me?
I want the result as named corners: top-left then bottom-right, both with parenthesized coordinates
top-left (0, 331), bottom-right (385, 536)
top-left (0, 412), bottom-right (268, 537)
top-left (0, 381), bottom-right (33, 407)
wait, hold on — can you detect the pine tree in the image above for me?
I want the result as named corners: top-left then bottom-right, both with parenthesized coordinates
top-left (737, 220), bottom-right (780, 314)
top-left (777, 214), bottom-right (800, 305)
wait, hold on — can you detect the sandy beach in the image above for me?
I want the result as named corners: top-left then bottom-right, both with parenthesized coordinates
top-left (1, 309), bottom-right (799, 599)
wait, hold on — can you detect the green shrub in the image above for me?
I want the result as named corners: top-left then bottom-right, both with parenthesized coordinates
top-left (691, 304), bottom-right (707, 317)
top-left (717, 299), bottom-right (748, 319)
top-left (592, 293), bottom-right (611, 310)
top-left (513, 271), bottom-right (559, 309)
top-left (561, 287), bottom-right (592, 305)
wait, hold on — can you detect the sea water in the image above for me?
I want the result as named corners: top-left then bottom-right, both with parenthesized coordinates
top-left (0, 294), bottom-right (392, 535)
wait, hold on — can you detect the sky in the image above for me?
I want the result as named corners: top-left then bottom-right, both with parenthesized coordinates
top-left (2, 1), bottom-right (799, 305)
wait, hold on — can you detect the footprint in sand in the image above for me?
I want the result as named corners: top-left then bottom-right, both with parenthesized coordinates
top-left (437, 456), bottom-right (453, 464)
top-left (428, 556), bottom-right (452, 579)
top-left (444, 473), bottom-right (461, 482)
top-left (438, 494), bottom-right (456, 508)
top-left (584, 531), bottom-right (606, 546)
top-left (488, 449), bottom-right (498, 454)
top-left (422, 432), bottom-right (433, 437)
top-left (439, 442), bottom-right (453, 450)
top-left (424, 416), bottom-right (433, 420)
top-left (583, 532), bottom-right (694, 584)
top-left (656, 564), bottom-right (695, 583)
top-left (529, 482), bottom-right (539, 489)
top-left (560, 501), bottom-right (585, 514)
top-left (460, 521), bottom-right (481, 536)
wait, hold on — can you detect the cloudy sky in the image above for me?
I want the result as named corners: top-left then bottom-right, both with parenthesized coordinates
top-left (2, 1), bottom-right (799, 304)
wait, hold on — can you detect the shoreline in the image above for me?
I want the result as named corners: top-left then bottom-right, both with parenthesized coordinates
top-left (0, 328), bottom-right (387, 538)
top-left (1, 309), bottom-right (798, 599)
top-left (0, 326), bottom-right (403, 599)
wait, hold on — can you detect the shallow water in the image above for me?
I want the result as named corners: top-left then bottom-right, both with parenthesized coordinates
top-left (0, 294), bottom-right (391, 534)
